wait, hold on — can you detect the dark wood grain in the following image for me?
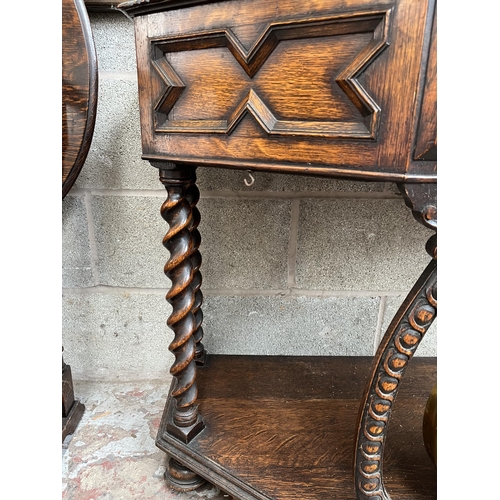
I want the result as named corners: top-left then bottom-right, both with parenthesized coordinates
top-left (118, 0), bottom-right (233, 17)
top-left (125, 0), bottom-right (435, 182)
top-left (157, 355), bottom-right (436, 499)
top-left (62, 0), bottom-right (96, 443)
top-left (151, 13), bottom-right (389, 140)
top-left (354, 251), bottom-right (436, 499)
top-left (85, 0), bottom-right (121, 11)
top-left (158, 166), bottom-right (205, 443)
top-left (413, 5), bottom-right (437, 161)
top-left (62, 353), bottom-right (85, 442)
top-left (62, 0), bottom-right (98, 198)
top-left (120, 1), bottom-right (438, 497)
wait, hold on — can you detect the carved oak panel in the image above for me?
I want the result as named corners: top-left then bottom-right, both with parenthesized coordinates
top-left (151, 11), bottom-right (390, 139)
top-left (132, 0), bottom-right (435, 182)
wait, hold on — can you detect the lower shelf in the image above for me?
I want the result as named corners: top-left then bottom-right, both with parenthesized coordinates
top-left (157, 355), bottom-right (436, 500)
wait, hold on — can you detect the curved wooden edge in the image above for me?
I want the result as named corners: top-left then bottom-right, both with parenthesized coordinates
top-left (144, 154), bottom-right (437, 184)
top-left (353, 256), bottom-right (437, 499)
top-left (118, 0), bottom-right (232, 17)
top-left (85, 1), bottom-right (121, 12)
top-left (62, 0), bottom-right (99, 199)
top-left (398, 182), bottom-right (437, 232)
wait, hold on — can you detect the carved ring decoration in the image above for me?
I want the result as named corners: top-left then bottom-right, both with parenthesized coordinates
top-left (354, 244), bottom-right (437, 500)
top-left (150, 10), bottom-right (391, 139)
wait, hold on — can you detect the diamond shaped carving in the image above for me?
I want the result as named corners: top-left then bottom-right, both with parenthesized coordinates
top-left (151, 10), bottom-right (391, 139)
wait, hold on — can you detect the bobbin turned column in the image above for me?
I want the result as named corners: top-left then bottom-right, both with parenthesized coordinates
top-left (165, 456), bottom-right (207, 492)
top-left (154, 161), bottom-right (205, 444)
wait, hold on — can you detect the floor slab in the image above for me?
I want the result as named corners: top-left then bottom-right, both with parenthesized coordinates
top-left (62, 378), bottom-right (230, 499)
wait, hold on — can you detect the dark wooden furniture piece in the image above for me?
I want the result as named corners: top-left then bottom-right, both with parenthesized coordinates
top-left (85, 0), bottom-right (121, 12)
top-left (63, 0), bottom-right (98, 198)
top-left (62, 348), bottom-right (86, 441)
top-left (62, 0), bottom-right (98, 440)
top-left (119, 0), bottom-right (437, 498)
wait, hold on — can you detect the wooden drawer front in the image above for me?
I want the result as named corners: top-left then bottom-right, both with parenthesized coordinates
top-left (134, 0), bottom-right (434, 181)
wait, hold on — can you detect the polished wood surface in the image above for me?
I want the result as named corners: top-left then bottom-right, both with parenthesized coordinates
top-left (157, 355), bottom-right (437, 500)
top-left (413, 8), bottom-right (437, 162)
top-left (62, 0), bottom-right (98, 440)
top-left (119, 0), bottom-right (437, 497)
top-left (62, 0), bottom-right (98, 198)
top-left (127, 0), bottom-right (436, 182)
top-left (62, 354), bottom-right (85, 441)
top-left (85, 0), bottom-right (121, 11)
top-left (354, 237), bottom-right (436, 499)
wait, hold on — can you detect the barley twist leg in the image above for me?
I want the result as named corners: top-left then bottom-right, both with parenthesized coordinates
top-left (159, 165), bottom-right (204, 443)
top-left (186, 177), bottom-right (206, 364)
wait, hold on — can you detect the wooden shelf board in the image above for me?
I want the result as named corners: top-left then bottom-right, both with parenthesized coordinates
top-left (157, 355), bottom-right (437, 500)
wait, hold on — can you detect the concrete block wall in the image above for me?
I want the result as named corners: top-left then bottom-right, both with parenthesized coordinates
top-left (62, 11), bottom-right (437, 381)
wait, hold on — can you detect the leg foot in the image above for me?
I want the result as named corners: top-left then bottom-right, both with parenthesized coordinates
top-left (62, 400), bottom-right (85, 442)
top-left (62, 350), bottom-right (85, 442)
top-left (165, 457), bottom-right (206, 492)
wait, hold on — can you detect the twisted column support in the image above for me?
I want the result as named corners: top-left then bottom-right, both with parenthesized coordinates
top-left (157, 163), bottom-right (204, 443)
top-left (186, 177), bottom-right (206, 364)
top-left (354, 183), bottom-right (437, 499)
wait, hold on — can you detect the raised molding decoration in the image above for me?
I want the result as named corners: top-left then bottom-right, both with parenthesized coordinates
top-left (354, 235), bottom-right (437, 500)
top-left (150, 10), bottom-right (391, 139)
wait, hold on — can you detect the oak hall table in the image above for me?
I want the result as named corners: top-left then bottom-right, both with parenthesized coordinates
top-left (118, 0), bottom-right (437, 498)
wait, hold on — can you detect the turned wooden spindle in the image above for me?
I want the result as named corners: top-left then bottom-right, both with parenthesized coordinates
top-left (165, 456), bottom-right (207, 492)
top-left (158, 164), bottom-right (204, 443)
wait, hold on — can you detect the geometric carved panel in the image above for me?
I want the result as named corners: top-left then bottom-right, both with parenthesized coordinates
top-left (151, 10), bottom-right (391, 139)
